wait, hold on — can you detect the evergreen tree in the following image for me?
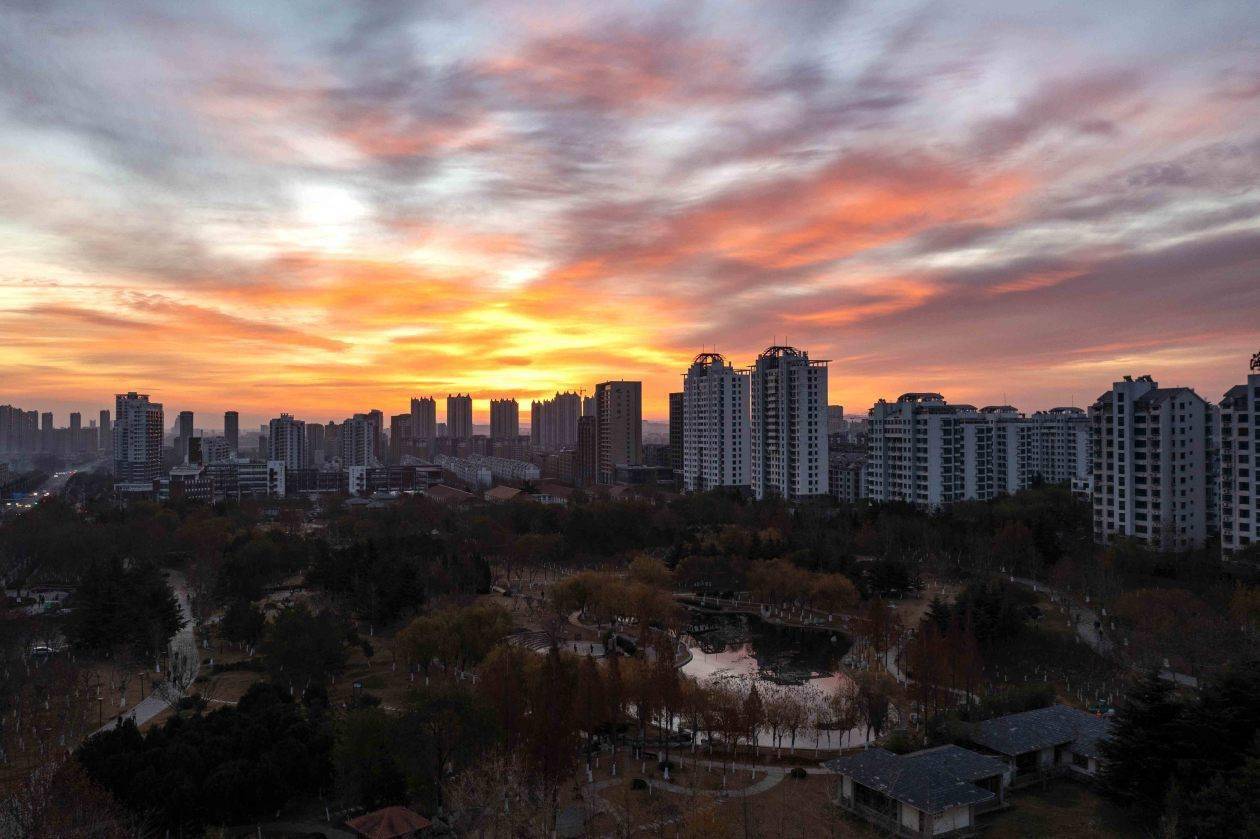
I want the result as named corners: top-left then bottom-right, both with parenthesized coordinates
top-left (1176, 741), bottom-right (1260, 839)
top-left (1098, 670), bottom-right (1185, 818)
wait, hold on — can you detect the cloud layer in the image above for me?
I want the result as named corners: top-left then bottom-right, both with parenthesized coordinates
top-left (1, 1), bottom-right (1258, 426)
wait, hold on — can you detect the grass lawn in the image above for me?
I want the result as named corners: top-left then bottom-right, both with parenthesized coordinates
top-left (985, 780), bottom-right (1140, 838)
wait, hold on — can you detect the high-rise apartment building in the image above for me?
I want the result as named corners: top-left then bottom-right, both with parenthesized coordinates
top-left (595, 381), bottom-right (642, 485)
top-left (99, 409), bottom-right (111, 453)
top-left (682, 353), bottom-right (749, 492)
top-left (576, 414), bottom-right (598, 488)
top-left (389, 413), bottom-right (412, 463)
top-left (175, 410), bottom-right (194, 462)
top-left (0, 405), bottom-right (39, 453)
top-left (446, 395), bottom-right (473, 440)
top-left (827, 405), bottom-right (845, 436)
top-left (410, 397), bottom-right (437, 443)
top-left (490, 399), bottom-right (520, 440)
top-left (224, 411), bottom-right (239, 454)
top-left (1089, 375), bottom-right (1216, 550)
top-left (531, 392), bottom-right (581, 451)
top-left (267, 414), bottom-right (306, 469)
top-left (1220, 354), bottom-right (1260, 556)
top-left (367, 409), bottom-right (384, 459)
top-left (750, 346), bottom-right (828, 500)
top-left (305, 422), bottom-right (326, 465)
top-left (866, 395), bottom-right (1091, 508)
top-left (113, 392), bottom-right (164, 492)
top-left (866, 393), bottom-right (964, 506)
top-left (40, 412), bottom-right (53, 452)
top-left (1030, 407), bottom-right (1090, 485)
top-left (668, 391), bottom-right (684, 475)
top-left (69, 412), bottom-right (81, 433)
top-left (340, 415), bottom-right (377, 468)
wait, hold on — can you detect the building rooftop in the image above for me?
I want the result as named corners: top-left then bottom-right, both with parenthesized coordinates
top-left (970, 704), bottom-right (1111, 757)
top-left (345, 805), bottom-right (431, 839)
top-left (485, 485), bottom-right (523, 501)
top-left (823, 745), bottom-right (1004, 814)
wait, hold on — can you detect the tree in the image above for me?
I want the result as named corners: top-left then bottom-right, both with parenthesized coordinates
top-left (1098, 670), bottom-right (1185, 819)
top-left (1176, 740), bottom-right (1260, 838)
top-left (743, 684), bottom-right (764, 756)
top-left (260, 604), bottom-right (348, 694)
top-left (64, 558), bottom-right (184, 661)
top-left (77, 682), bottom-right (332, 832)
top-left (335, 708), bottom-right (409, 809)
top-left (855, 669), bottom-right (899, 740)
top-left (525, 644), bottom-right (578, 834)
top-left (220, 598), bottom-right (266, 647)
top-left (401, 684), bottom-right (499, 810)
top-left (810, 573), bottom-right (859, 613)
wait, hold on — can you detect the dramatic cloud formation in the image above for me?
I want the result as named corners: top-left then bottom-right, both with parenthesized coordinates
top-left (1, 0), bottom-right (1257, 426)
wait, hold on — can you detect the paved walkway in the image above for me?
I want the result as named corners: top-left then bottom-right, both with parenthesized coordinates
top-left (654, 752), bottom-right (835, 776)
top-left (94, 569), bottom-right (197, 734)
top-left (1010, 576), bottom-right (1198, 689)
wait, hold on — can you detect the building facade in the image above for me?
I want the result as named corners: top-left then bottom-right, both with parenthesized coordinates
top-left (750, 346), bottom-right (827, 500)
top-left (1030, 407), bottom-right (1090, 485)
top-left (223, 410), bottom-right (239, 454)
top-left (668, 391), bottom-right (684, 476)
top-left (266, 414), bottom-right (306, 470)
top-left (339, 414), bottom-right (377, 468)
top-left (446, 394), bottom-right (473, 440)
top-left (595, 381), bottom-right (642, 485)
top-left (114, 392), bottom-right (164, 492)
top-left (865, 393), bottom-right (965, 507)
top-left (682, 353), bottom-right (749, 492)
top-left (1220, 356), bottom-right (1260, 556)
top-left (410, 397), bottom-right (437, 443)
top-left (531, 391), bottom-right (581, 451)
top-left (489, 398), bottom-right (520, 440)
top-left (1089, 375), bottom-right (1216, 550)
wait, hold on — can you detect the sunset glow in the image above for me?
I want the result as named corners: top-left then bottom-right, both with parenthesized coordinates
top-left (1, 2), bottom-right (1258, 425)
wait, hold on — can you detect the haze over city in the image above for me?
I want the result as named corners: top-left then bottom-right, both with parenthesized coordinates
top-left (2, 1), bottom-right (1258, 425)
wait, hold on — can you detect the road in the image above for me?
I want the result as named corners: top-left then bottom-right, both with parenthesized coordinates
top-left (93, 569), bottom-right (198, 735)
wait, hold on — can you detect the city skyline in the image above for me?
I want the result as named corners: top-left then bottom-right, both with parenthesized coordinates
top-left (2, 2), bottom-right (1259, 423)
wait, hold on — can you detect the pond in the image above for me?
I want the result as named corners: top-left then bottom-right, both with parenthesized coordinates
top-left (680, 610), bottom-right (871, 749)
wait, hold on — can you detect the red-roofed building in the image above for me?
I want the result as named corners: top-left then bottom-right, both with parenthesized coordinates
top-left (345, 805), bottom-right (432, 839)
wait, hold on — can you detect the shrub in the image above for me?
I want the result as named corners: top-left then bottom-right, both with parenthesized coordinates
top-left (790, 767), bottom-right (808, 780)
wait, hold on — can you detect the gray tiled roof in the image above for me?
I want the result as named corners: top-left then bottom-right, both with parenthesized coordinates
top-left (823, 745), bottom-right (1004, 814)
top-left (970, 704), bottom-right (1111, 757)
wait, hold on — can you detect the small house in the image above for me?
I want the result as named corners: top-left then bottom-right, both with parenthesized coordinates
top-left (825, 744), bottom-right (1009, 836)
top-left (968, 704), bottom-right (1112, 783)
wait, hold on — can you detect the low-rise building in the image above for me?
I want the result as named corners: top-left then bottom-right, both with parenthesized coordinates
top-left (968, 704), bottom-right (1112, 784)
top-left (825, 744), bottom-right (1008, 837)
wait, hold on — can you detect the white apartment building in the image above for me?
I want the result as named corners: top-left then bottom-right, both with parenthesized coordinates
top-left (1030, 407), bottom-right (1090, 485)
top-left (866, 395), bottom-right (1094, 509)
top-left (865, 393), bottom-right (966, 507)
top-left (1220, 357), bottom-right (1260, 556)
top-left (267, 414), bottom-right (306, 470)
top-left (113, 392), bottom-right (164, 493)
top-left (682, 352), bottom-right (750, 492)
top-left (750, 346), bottom-right (828, 500)
top-left (1090, 375), bottom-right (1216, 550)
top-left (435, 454), bottom-right (494, 489)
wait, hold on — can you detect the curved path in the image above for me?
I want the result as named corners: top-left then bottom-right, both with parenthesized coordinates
top-left (1009, 576), bottom-right (1197, 689)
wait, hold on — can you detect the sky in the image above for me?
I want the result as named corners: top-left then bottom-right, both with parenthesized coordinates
top-left (1, 1), bottom-right (1258, 427)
